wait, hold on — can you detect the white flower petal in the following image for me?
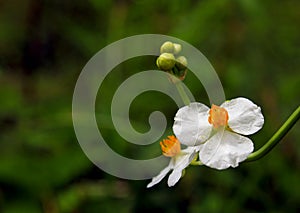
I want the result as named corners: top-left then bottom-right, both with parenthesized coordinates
top-left (173, 102), bottom-right (212, 146)
top-left (174, 148), bottom-right (197, 170)
top-left (199, 130), bottom-right (254, 170)
top-left (181, 145), bottom-right (202, 154)
top-left (167, 148), bottom-right (197, 187)
top-left (221, 97), bottom-right (264, 135)
top-left (147, 147), bottom-right (197, 188)
top-left (147, 162), bottom-right (172, 188)
top-left (167, 169), bottom-right (182, 187)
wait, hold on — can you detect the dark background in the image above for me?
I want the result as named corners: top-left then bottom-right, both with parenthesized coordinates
top-left (0, 0), bottom-right (299, 212)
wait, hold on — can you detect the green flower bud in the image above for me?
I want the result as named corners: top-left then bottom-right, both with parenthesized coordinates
top-left (156, 53), bottom-right (176, 71)
top-left (173, 43), bottom-right (182, 54)
top-left (175, 56), bottom-right (187, 70)
top-left (160, 41), bottom-right (174, 54)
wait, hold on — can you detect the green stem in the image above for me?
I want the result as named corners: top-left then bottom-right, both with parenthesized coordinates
top-left (190, 161), bottom-right (203, 166)
top-left (246, 105), bottom-right (300, 162)
top-left (175, 81), bottom-right (191, 106)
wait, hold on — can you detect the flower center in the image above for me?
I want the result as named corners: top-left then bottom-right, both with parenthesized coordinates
top-left (208, 104), bottom-right (229, 128)
top-left (160, 135), bottom-right (181, 157)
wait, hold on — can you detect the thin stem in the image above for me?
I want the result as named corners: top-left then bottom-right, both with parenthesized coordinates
top-left (190, 161), bottom-right (203, 166)
top-left (175, 81), bottom-right (190, 106)
top-left (246, 105), bottom-right (300, 162)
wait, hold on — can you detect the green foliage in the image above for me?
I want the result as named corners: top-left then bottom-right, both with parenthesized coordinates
top-left (0, 0), bottom-right (299, 212)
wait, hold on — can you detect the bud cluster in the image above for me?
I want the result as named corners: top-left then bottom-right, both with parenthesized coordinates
top-left (156, 41), bottom-right (188, 81)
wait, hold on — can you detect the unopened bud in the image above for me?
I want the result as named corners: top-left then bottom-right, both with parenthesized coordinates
top-left (173, 43), bottom-right (182, 54)
top-left (175, 56), bottom-right (187, 70)
top-left (160, 41), bottom-right (174, 54)
top-left (156, 53), bottom-right (176, 71)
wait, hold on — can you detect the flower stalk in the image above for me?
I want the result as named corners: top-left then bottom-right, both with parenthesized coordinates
top-left (175, 81), bottom-right (191, 106)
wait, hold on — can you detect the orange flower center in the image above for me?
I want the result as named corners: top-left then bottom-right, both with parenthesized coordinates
top-left (208, 104), bottom-right (229, 128)
top-left (160, 135), bottom-right (181, 157)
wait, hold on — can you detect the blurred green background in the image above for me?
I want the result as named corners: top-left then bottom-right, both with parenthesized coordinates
top-left (0, 0), bottom-right (299, 212)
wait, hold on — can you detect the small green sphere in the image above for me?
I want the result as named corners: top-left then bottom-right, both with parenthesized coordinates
top-left (157, 53), bottom-right (176, 71)
top-left (175, 56), bottom-right (188, 70)
top-left (160, 41), bottom-right (174, 54)
top-left (173, 43), bottom-right (182, 54)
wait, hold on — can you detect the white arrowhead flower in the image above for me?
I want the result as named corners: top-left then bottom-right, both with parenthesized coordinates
top-left (173, 97), bottom-right (264, 170)
top-left (147, 136), bottom-right (199, 188)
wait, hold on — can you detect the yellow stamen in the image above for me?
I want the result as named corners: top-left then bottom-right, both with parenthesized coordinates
top-left (160, 135), bottom-right (181, 157)
top-left (208, 104), bottom-right (229, 128)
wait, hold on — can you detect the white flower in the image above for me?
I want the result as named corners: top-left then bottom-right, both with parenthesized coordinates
top-left (173, 97), bottom-right (264, 170)
top-left (147, 136), bottom-right (199, 187)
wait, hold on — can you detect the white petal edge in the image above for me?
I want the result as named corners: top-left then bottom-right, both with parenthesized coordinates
top-left (147, 162), bottom-right (172, 188)
top-left (199, 130), bottom-right (254, 170)
top-left (173, 102), bottom-right (212, 146)
top-left (168, 170), bottom-right (182, 187)
top-left (221, 97), bottom-right (264, 135)
top-left (167, 148), bottom-right (197, 187)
